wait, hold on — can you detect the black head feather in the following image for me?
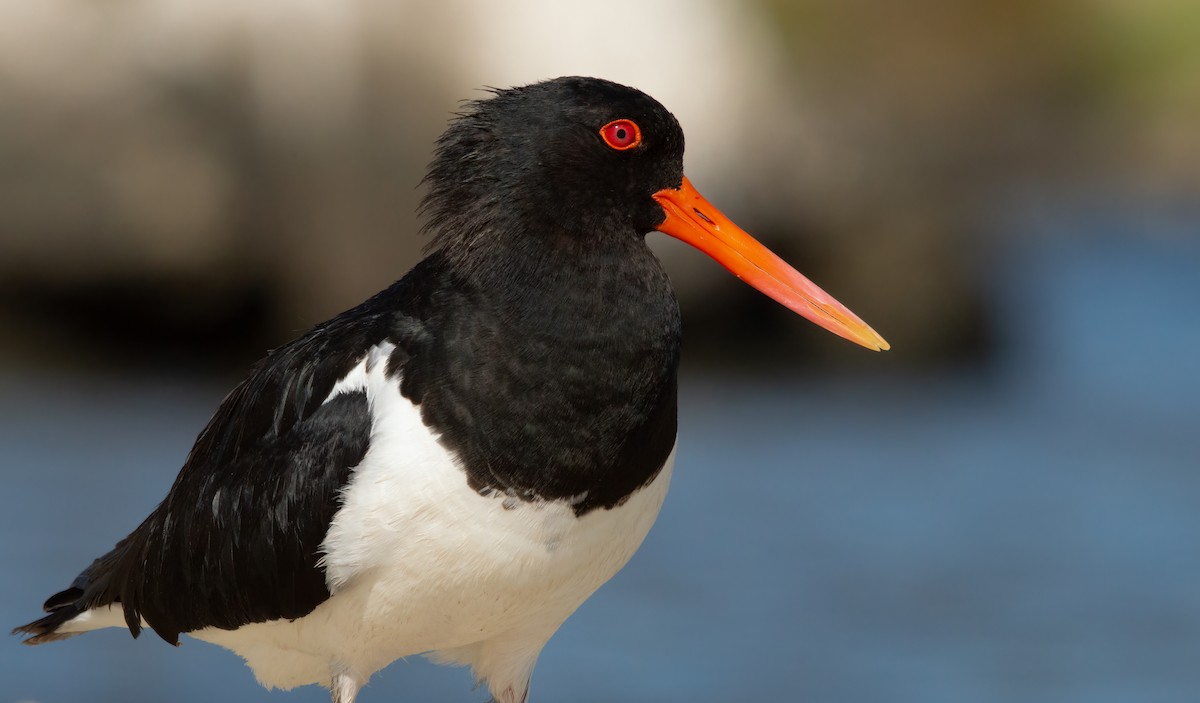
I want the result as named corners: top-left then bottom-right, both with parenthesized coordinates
top-left (420, 77), bottom-right (686, 263)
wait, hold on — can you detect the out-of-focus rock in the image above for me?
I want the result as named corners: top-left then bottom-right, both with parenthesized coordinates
top-left (0, 0), bottom-right (1195, 373)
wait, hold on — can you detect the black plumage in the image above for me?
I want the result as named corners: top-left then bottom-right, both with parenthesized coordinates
top-left (14, 75), bottom-right (886, 703)
top-left (16, 78), bottom-right (686, 647)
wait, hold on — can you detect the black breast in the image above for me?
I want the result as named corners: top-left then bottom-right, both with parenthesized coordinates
top-left (401, 239), bottom-right (683, 515)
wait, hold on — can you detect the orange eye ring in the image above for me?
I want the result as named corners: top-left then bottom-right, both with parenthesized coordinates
top-left (600, 119), bottom-right (642, 151)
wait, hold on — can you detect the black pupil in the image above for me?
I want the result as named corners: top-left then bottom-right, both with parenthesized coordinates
top-left (615, 127), bottom-right (627, 141)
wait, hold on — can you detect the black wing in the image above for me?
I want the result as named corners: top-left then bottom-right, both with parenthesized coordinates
top-left (16, 264), bottom-right (440, 646)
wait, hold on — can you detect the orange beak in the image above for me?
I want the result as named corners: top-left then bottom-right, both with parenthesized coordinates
top-left (653, 176), bottom-right (889, 351)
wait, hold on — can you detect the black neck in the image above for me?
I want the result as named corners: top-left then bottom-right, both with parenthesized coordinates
top-left (398, 230), bottom-right (682, 514)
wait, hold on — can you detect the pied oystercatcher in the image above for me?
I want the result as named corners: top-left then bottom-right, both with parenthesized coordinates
top-left (14, 77), bottom-right (888, 703)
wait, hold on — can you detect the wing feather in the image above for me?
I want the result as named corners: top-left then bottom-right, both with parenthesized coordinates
top-left (16, 265), bottom-right (442, 645)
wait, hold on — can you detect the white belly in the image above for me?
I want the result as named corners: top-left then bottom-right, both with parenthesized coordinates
top-left (191, 344), bottom-right (675, 697)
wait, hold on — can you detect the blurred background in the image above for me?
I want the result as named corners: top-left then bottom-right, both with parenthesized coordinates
top-left (2, 0), bottom-right (1197, 701)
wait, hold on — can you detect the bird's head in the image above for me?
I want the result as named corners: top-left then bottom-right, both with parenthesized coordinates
top-left (422, 76), bottom-right (888, 351)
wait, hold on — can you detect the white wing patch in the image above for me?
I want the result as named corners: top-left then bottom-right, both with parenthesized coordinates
top-left (321, 354), bottom-right (371, 405)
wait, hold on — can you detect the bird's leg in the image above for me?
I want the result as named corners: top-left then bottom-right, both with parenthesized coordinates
top-left (331, 667), bottom-right (361, 703)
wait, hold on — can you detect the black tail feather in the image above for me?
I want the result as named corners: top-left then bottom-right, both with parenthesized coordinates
top-left (13, 535), bottom-right (137, 645)
top-left (43, 585), bottom-right (85, 612)
top-left (12, 593), bottom-right (86, 645)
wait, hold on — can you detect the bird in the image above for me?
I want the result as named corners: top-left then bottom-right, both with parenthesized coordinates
top-left (13, 76), bottom-right (889, 703)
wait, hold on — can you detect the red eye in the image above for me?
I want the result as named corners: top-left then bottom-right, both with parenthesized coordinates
top-left (600, 119), bottom-right (642, 151)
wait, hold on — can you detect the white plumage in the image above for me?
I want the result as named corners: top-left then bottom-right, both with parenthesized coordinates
top-left (59, 342), bottom-right (675, 703)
